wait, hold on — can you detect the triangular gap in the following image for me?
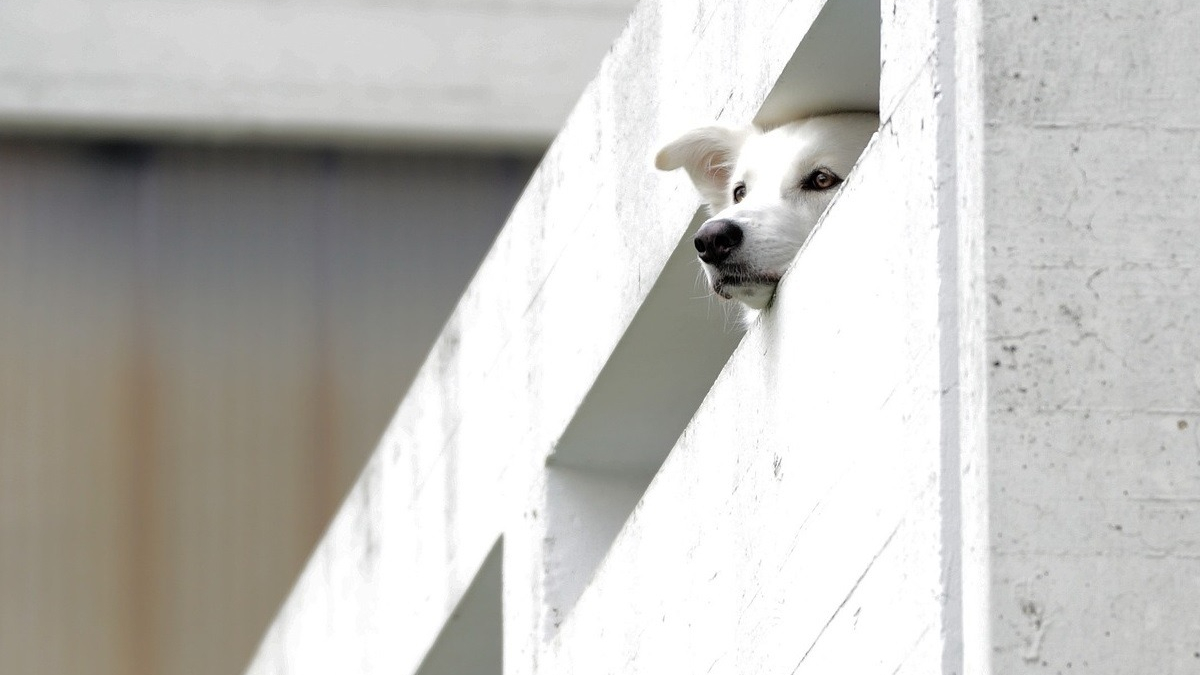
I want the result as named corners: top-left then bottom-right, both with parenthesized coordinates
top-left (416, 539), bottom-right (503, 675)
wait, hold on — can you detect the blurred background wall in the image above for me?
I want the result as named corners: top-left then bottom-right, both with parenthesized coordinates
top-left (0, 1), bottom-right (636, 673)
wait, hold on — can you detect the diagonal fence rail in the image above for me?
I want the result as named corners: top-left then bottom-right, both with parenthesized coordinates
top-left (247, 0), bottom-right (975, 672)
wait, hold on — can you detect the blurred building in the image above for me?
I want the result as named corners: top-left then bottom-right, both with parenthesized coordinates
top-left (0, 1), bottom-right (635, 674)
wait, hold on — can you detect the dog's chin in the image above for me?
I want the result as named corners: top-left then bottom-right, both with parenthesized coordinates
top-left (710, 272), bottom-right (781, 310)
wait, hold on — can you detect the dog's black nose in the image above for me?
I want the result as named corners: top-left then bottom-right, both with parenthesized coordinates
top-left (694, 220), bottom-right (743, 264)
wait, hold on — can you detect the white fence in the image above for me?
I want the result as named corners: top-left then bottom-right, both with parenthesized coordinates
top-left (246, 0), bottom-right (1200, 672)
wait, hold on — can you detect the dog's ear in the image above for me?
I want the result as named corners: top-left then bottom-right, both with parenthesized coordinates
top-left (655, 125), bottom-right (753, 207)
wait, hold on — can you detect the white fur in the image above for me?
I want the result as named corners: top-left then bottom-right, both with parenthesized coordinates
top-left (656, 112), bottom-right (877, 316)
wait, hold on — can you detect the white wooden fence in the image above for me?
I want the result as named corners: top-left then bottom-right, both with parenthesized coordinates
top-left (246, 0), bottom-right (1200, 672)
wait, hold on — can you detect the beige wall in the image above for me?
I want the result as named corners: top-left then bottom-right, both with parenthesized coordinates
top-left (0, 140), bottom-right (536, 675)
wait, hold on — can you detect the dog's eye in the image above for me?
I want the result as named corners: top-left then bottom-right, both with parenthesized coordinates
top-left (802, 169), bottom-right (841, 191)
top-left (732, 183), bottom-right (746, 203)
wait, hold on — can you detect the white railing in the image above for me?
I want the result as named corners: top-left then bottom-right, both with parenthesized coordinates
top-left (250, 0), bottom-right (1200, 668)
top-left (243, 0), bottom-right (965, 672)
top-left (246, 0), bottom-right (981, 671)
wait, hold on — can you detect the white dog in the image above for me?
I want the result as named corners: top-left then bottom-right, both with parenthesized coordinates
top-left (656, 112), bottom-right (877, 312)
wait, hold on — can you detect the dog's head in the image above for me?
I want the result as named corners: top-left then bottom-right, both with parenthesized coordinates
top-left (656, 113), bottom-right (877, 310)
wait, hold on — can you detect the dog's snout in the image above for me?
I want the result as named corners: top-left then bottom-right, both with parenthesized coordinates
top-left (693, 220), bottom-right (743, 265)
